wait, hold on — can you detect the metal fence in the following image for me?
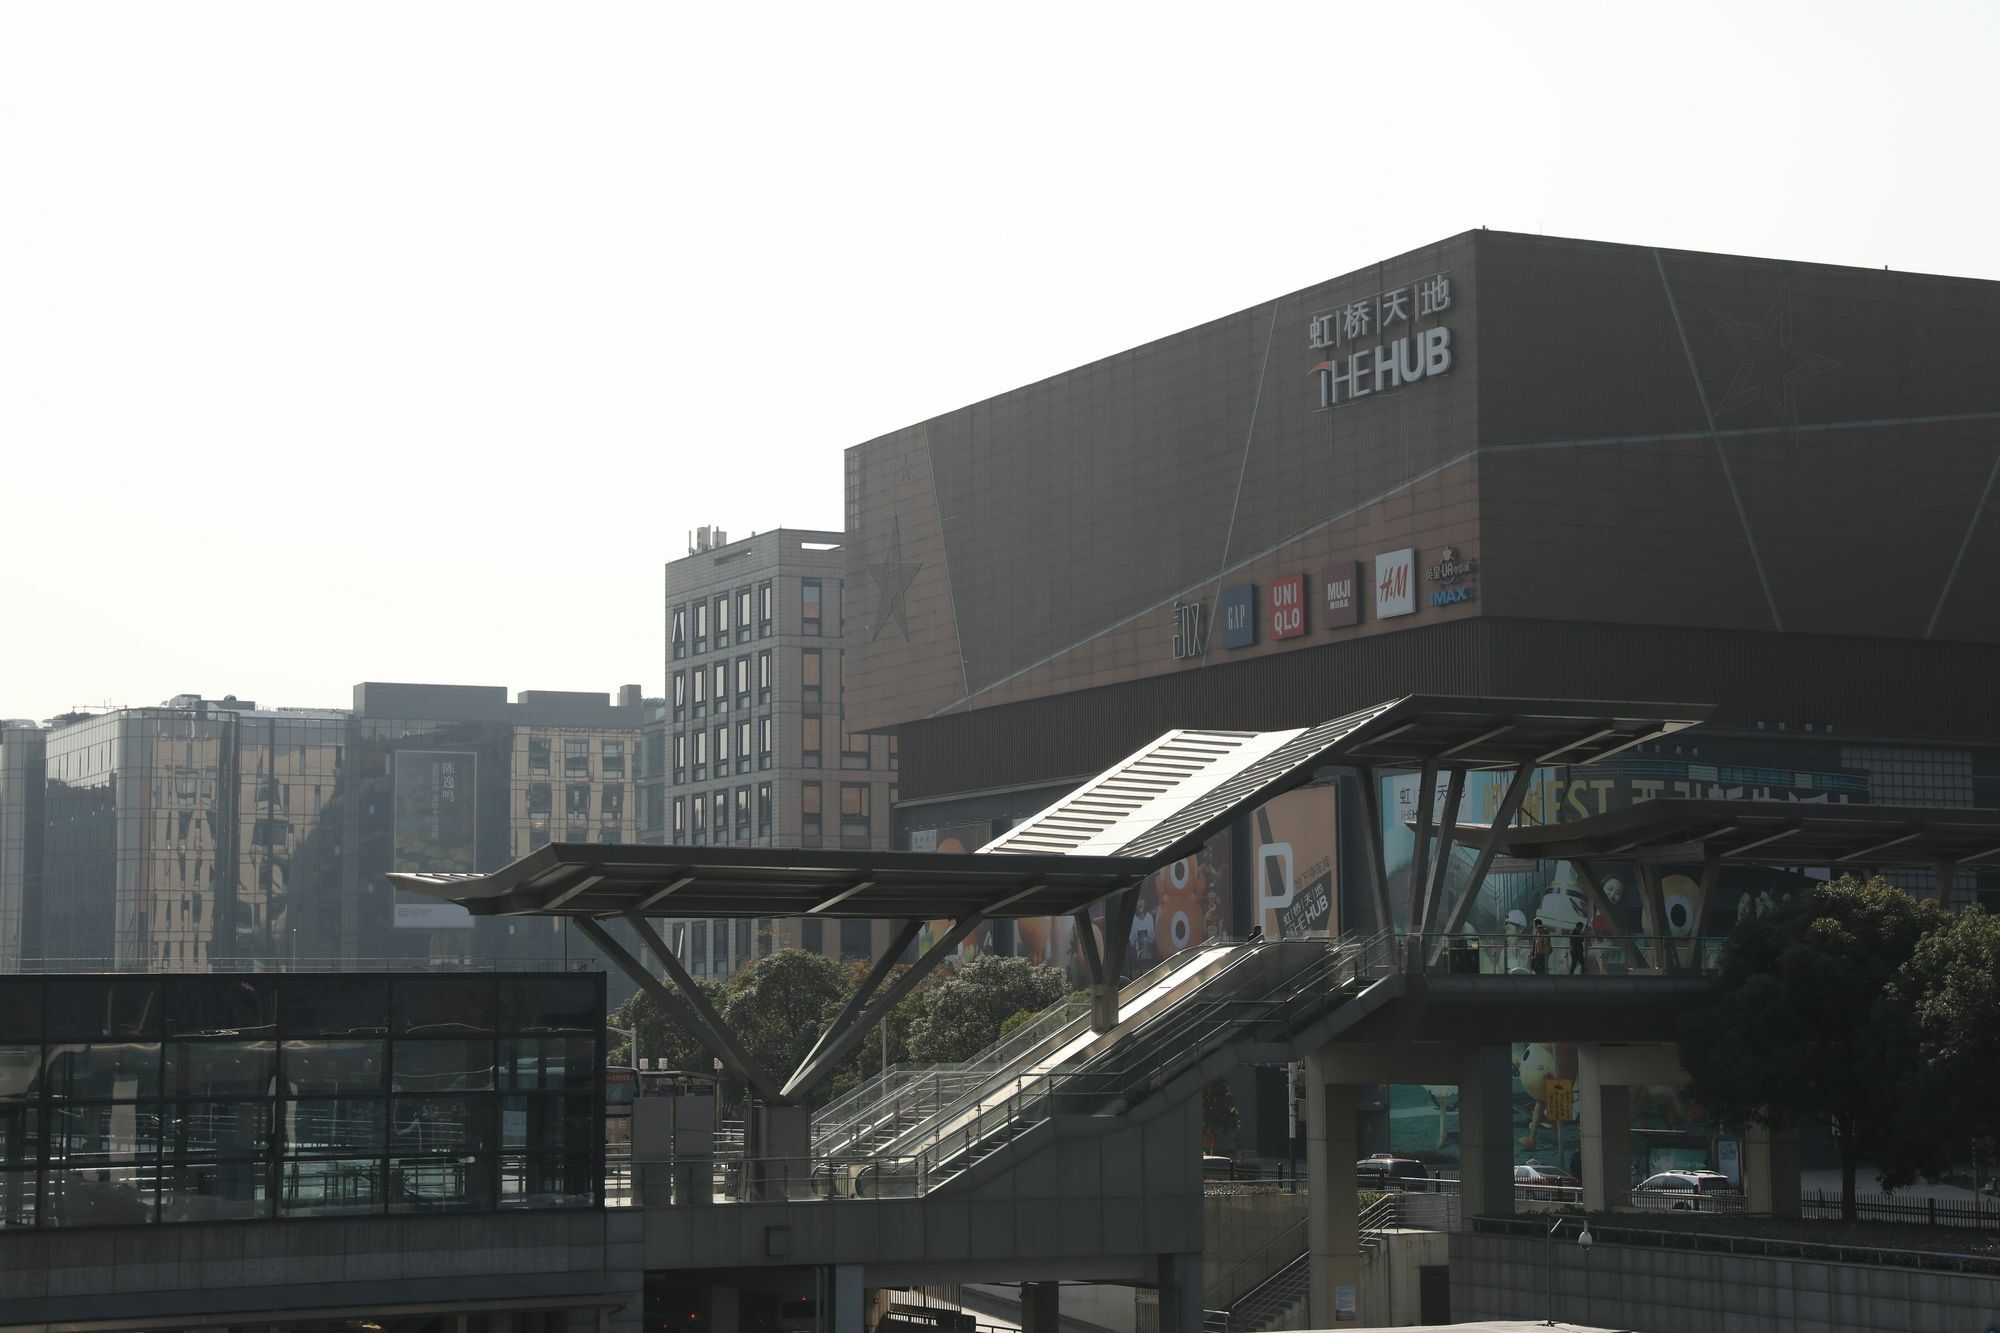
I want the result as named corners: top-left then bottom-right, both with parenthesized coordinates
top-left (1800, 1189), bottom-right (2000, 1230)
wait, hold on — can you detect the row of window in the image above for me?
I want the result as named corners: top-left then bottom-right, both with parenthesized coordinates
top-left (671, 784), bottom-right (773, 844)
top-left (524, 783), bottom-right (627, 825)
top-left (671, 581), bottom-right (778, 658)
top-left (672, 717), bottom-right (774, 782)
top-left (672, 651), bottom-right (773, 720)
top-left (524, 737), bottom-right (624, 780)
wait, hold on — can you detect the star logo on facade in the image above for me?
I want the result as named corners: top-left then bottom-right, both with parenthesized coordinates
top-left (865, 517), bottom-right (922, 641)
top-left (1709, 283), bottom-right (1840, 430)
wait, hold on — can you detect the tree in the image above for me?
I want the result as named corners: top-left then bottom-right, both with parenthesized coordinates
top-left (1677, 875), bottom-right (1950, 1220)
top-left (606, 977), bottom-right (722, 1072)
top-left (719, 948), bottom-right (851, 1103)
top-left (1908, 907), bottom-right (2000, 1154)
top-left (908, 955), bottom-right (1069, 1062)
top-left (1203, 1078), bottom-right (1240, 1148)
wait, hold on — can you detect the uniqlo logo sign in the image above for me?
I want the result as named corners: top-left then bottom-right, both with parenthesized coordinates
top-left (1374, 549), bottom-right (1417, 619)
top-left (1322, 561), bottom-right (1362, 629)
top-left (1268, 574), bottom-right (1306, 640)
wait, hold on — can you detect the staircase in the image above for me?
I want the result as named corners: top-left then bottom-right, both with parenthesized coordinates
top-left (808, 932), bottom-right (1395, 1198)
top-left (1214, 1191), bottom-right (1401, 1332)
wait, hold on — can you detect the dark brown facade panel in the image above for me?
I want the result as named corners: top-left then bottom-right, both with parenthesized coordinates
top-left (897, 618), bottom-right (2000, 801)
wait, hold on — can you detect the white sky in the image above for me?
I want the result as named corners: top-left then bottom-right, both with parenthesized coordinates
top-left (3, 1), bottom-right (1995, 722)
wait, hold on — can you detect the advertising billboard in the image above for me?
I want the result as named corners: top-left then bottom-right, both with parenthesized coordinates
top-left (1217, 584), bottom-right (1257, 649)
top-left (1268, 574), bottom-right (1306, 640)
top-left (1250, 785), bottom-right (1335, 937)
top-left (1322, 561), bottom-right (1362, 629)
top-left (1374, 549), bottom-right (1416, 619)
top-left (392, 750), bottom-right (476, 929)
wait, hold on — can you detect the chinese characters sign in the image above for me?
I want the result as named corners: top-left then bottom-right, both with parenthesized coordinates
top-left (1171, 599), bottom-right (1208, 659)
top-left (1307, 273), bottom-right (1455, 410)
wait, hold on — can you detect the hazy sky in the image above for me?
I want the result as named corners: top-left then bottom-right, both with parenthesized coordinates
top-left (3, 1), bottom-right (1994, 722)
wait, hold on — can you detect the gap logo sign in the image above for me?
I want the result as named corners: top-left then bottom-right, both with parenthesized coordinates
top-left (1218, 583), bottom-right (1257, 649)
top-left (1269, 574), bottom-right (1306, 640)
top-left (1322, 561), bottom-right (1362, 629)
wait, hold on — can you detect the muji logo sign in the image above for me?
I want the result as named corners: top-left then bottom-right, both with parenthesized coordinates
top-left (1268, 574), bottom-right (1306, 640)
top-left (1374, 549), bottom-right (1416, 619)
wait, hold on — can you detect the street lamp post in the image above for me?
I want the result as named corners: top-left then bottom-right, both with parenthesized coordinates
top-left (1544, 1218), bottom-right (1594, 1327)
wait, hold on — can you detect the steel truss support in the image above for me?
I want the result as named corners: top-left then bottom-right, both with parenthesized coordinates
top-left (1352, 767), bottom-right (1396, 935)
top-left (782, 914), bottom-right (984, 1099)
top-left (1432, 761), bottom-right (1536, 961)
top-left (574, 914), bottom-right (785, 1104)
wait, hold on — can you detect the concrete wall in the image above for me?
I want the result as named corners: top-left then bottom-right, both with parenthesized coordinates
top-left (1450, 1229), bottom-right (2000, 1333)
top-left (1353, 1230), bottom-right (1450, 1327)
top-left (0, 1209), bottom-right (644, 1332)
top-left (1203, 1190), bottom-right (1308, 1307)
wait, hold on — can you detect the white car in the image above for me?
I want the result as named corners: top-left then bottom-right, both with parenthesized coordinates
top-left (1632, 1170), bottom-right (1740, 1210)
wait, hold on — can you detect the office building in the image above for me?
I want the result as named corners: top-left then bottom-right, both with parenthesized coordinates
top-left (654, 528), bottom-right (900, 975)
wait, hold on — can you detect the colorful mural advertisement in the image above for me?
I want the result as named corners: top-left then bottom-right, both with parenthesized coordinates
top-left (1027, 830), bottom-right (1235, 984)
top-left (1251, 785), bottom-right (1336, 937)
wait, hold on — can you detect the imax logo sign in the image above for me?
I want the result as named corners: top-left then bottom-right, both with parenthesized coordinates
top-left (1430, 584), bottom-right (1475, 607)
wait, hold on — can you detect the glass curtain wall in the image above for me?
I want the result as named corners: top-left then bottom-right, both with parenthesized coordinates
top-left (0, 972), bottom-right (603, 1228)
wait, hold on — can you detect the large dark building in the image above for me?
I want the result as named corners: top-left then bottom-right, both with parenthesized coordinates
top-left (843, 229), bottom-right (2000, 948)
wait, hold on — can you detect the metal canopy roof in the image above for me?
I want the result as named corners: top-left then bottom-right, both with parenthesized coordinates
top-left (388, 845), bottom-right (1155, 920)
top-left (389, 695), bottom-right (1713, 922)
top-left (1496, 799), bottom-right (2000, 869)
top-left (985, 694), bottom-right (1713, 866)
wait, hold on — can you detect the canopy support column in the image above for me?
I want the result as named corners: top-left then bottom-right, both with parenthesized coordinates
top-left (1353, 767), bottom-right (1396, 935)
top-left (1092, 890), bottom-right (1141, 1033)
top-left (1432, 761), bottom-right (1535, 963)
top-left (782, 914), bottom-right (985, 1098)
top-left (786, 918), bottom-right (924, 1089)
top-left (575, 915), bottom-right (785, 1105)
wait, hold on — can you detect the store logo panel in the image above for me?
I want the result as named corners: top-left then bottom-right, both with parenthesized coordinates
top-left (1218, 584), bottom-right (1258, 649)
top-left (1322, 561), bottom-right (1362, 629)
top-left (1374, 549), bottom-right (1417, 619)
top-left (1425, 544), bottom-right (1479, 607)
top-left (1268, 574), bottom-right (1306, 640)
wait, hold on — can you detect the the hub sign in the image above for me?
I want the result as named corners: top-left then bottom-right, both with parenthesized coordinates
top-left (1307, 273), bottom-right (1455, 410)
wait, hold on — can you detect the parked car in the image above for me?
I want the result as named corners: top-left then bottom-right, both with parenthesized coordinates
top-left (1632, 1170), bottom-right (1740, 1211)
top-left (1513, 1163), bottom-right (1578, 1199)
top-left (1202, 1154), bottom-right (1237, 1181)
top-left (1356, 1154), bottom-right (1431, 1191)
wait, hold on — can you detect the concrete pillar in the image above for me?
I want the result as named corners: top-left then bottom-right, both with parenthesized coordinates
top-left (1155, 1253), bottom-right (1203, 1333)
top-left (708, 1286), bottom-right (741, 1333)
top-left (1745, 1123), bottom-right (1802, 1218)
top-left (1021, 1282), bottom-right (1059, 1333)
top-left (1304, 1054), bottom-right (1360, 1328)
top-left (824, 1265), bottom-right (864, 1333)
top-left (1577, 1046), bottom-right (1631, 1212)
top-left (1457, 1045), bottom-right (1515, 1219)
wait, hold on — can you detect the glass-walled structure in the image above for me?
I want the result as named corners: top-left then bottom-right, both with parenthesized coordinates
top-left (0, 971), bottom-right (604, 1228)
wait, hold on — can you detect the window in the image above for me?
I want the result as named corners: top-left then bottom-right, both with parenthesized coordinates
top-left (693, 600), bottom-right (708, 653)
top-left (757, 783), bottom-right (772, 834)
top-left (736, 721), bottom-right (752, 775)
top-left (602, 741), bottom-right (625, 779)
top-left (691, 668), bottom-right (706, 718)
top-left (801, 650), bottom-right (822, 707)
top-left (840, 784), bottom-right (871, 821)
top-left (802, 919), bottom-right (823, 952)
top-left (712, 792), bottom-right (728, 839)
top-left (737, 589), bottom-right (753, 644)
top-left (802, 580), bottom-right (822, 636)
top-left (672, 733), bottom-right (686, 783)
top-left (800, 782), bottom-right (822, 839)
top-left (757, 651), bottom-right (772, 704)
top-left (643, 729), bottom-right (665, 781)
top-left (601, 785), bottom-right (625, 826)
top-left (672, 797), bottom-right (685, 838)
top-left (714, 594), bottom-right (730, 641)
top-left (671, 605), bottom-right (688, 660)
top-left (758, 718), bottom-right (773, 771)
top-left (712, 663), bottom-right (728, 714)
top-left (757, 582), bottom-right (773, 638)
top-left (842, 728), bottom-right (871, 770)
top-left (734, 656), bottom-right (751, 706)
top-left (840, 919), bottom-right (870, 962)
top-left (527, 784), bottom-right (552, 827)
top-left (714, 725), bottom-right (729, 766)
top-left (692, 730), bottom-right (707, 782)
top-left (888, 734), bottom-right (899, 771)
top-left (563, 740), bottom-right (589, 778)
top-left (689, 795), bottom-right (705, 832)
top-left (671, 672), bottom-right (687, 723)
top-left (801, 717), bottom-right (822, 768)
top-left (528, 738), bottom-right (551, 776)
top-left (641, 784), bottom-right (664, 834)
top-left (565, 784), bottom-right (590, 819)
top-left (734, 788), bottom-right (751, 842)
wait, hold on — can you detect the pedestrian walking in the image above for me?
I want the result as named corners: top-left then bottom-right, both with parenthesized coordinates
top-left (1568, 920), bottom-right (1587, 975)
top-left (1530, 919), bottom-right (1552, 974)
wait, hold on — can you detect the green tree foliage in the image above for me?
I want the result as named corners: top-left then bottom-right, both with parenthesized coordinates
top-left (1203, 1078), bottom-right (1241, 1140)
top-left (1908, 907), bottom-right (2000, 1152)
top-left (720, 948), bottom-right (852, 1093)
top-left (1677, 875), bottom-right (1949, 1220)
top-left (606, 975), bottom-right (721, 1071)
top-left (908, 955), bottom-right (1069, 1062)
